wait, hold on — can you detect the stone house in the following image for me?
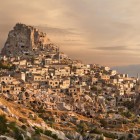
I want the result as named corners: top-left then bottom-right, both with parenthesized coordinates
top-left (91, 77), bottom-right (98, 84)
top-left (116, 89), bottom-right (125, 96)
top-left (60, 78), bottom-right (70, 89)
top-left (100, 75), bottom-right (110, 81)
top-left (13, 85), bottom-right (22, 94)
top-left (109, 70), bottom-right (117, 76)
top-left (48, 79), bottom-right (60, 88)
top-left (33, 58), bottom-right (41, 65)
top-left (53, 115), bottom-right (61, 123)
top-left (0, 75), bottom-right (14, 84)
top-left (1, 85), bottom-right (11, 93)
top-left (68, 87), bottom-right (78, 94)
top-left (106, 118), bottom-right (124, 128)
top-left (74, 68), bottom-right (84, 76)
top-left (32, 74), bottom-right (46, 82)
top-left (109, 79), bottom-right (118, 84)
top-left (55, 66), bottom-right (70, 77)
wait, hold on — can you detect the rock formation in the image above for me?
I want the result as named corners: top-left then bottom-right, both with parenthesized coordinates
top-left (1, 23), bottom-right (58, 57)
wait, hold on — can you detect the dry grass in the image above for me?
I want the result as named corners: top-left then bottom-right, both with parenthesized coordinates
top-left (0, 97), bottom-right (44, 126)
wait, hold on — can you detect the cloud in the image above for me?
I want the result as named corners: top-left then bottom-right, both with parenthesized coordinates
top-left (35, 24), bottom-right (88, 51)
top-left (92, 46), bottom-right (127, 51)
top-left (36, 25), bottom-right (79, 36)
top-left (1, 0), bottom-right (140, 66)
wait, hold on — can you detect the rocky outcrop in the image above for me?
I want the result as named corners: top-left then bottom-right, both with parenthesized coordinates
top-left (1, 23), bottom-right (58, 57)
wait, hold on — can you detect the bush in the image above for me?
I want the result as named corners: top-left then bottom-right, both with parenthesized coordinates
top-left (91, 86), bottom-right (97, 91)
top-left (118, 136), bottom-right (125, 140)
top-left (91, 128), bottom-right (102, 134)
top-left (0, 61), bottom-right (13, 70)
top-left (34, 127), bottom-right (43, 135)
top-left (44, 130), bottom-right (52, 136)
top-left (100, 119), bottom-right (107, 127)
top-left (0, 115), bottom-right (8, 134)
top-left (8, 121), bottom-right (16, 129)
top-left (52, 134), bottom-right (58, 139)
top-left (44, 130), bottom-right (61, 140)
top-left (128, 133), bottom-right (133, 139)
top-left (123, 101), bottom-right (134, 110)
top-left (66, 134), bottom-right (74, 139)
top-left (77, 122), bottom-right (88, 134)
top-left (103, 132), bottom-right (117, 139)
top-left (21, 125), bottom-right (27, 130)
top-left (97, 137), bottom-right (104, 140)
top-left (14, 127), bottom-right (24, 140)
top-left (122, 111), bottom-right (133, 118)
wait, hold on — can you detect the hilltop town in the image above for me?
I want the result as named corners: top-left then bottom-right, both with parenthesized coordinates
top-left (0, 23), bottom-right (140, 140)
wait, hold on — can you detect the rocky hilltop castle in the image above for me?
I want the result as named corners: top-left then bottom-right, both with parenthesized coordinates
top-left (1, 23), bottom-right (59, 57)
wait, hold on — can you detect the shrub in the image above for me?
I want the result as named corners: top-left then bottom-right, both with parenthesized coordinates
top-left (77, 122), bottom-right (88, 133)
top-left (122, 111), bottom-right (133, 118)
top-left (34, 127), bottom-right (43, 135)
top-left (123, 101), bottom-right (134, 110)
top-left (0, 115), bottom-right (8, 134)
top-left (66, 134), bottom-right (74, 139)
top-left (44, 130), bottom-right (61, 140)
top-left (52, 134), bottom-right (58, 139)
top-left (97, 137), bottom-right (104, 140)
top-left (8, 121), bottom-right (16, 129)
top-left (100, 119), bottom-right (107, 127)
top-left (14, 127), bottom-right (24, 140)
top-left (44, 130), bottom-right (52, 136)
top-left (0, 61), bottom-right (14, 70)
top-left (118, 136), bottom-right (125, 140)
top-left (103, 132), bottom-right (117, 139)
top-left (21, 125), bottom-right (27, 130)
top-left (91, 128), bottom-right (102, 134)
top-left (128, 133), bottom-right (133, 139)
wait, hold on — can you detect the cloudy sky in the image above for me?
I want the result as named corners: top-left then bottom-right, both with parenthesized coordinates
top-left (1, 0), bottom-right (140, 66)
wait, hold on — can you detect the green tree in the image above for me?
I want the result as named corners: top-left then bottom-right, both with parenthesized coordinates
top-left (128, 133), bottom-right (133, 139)
top-left (14, 127), bottom-right (24, 140)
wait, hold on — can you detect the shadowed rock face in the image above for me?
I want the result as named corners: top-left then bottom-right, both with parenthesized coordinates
top-left (1, 23), bottom-right (52, 57)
